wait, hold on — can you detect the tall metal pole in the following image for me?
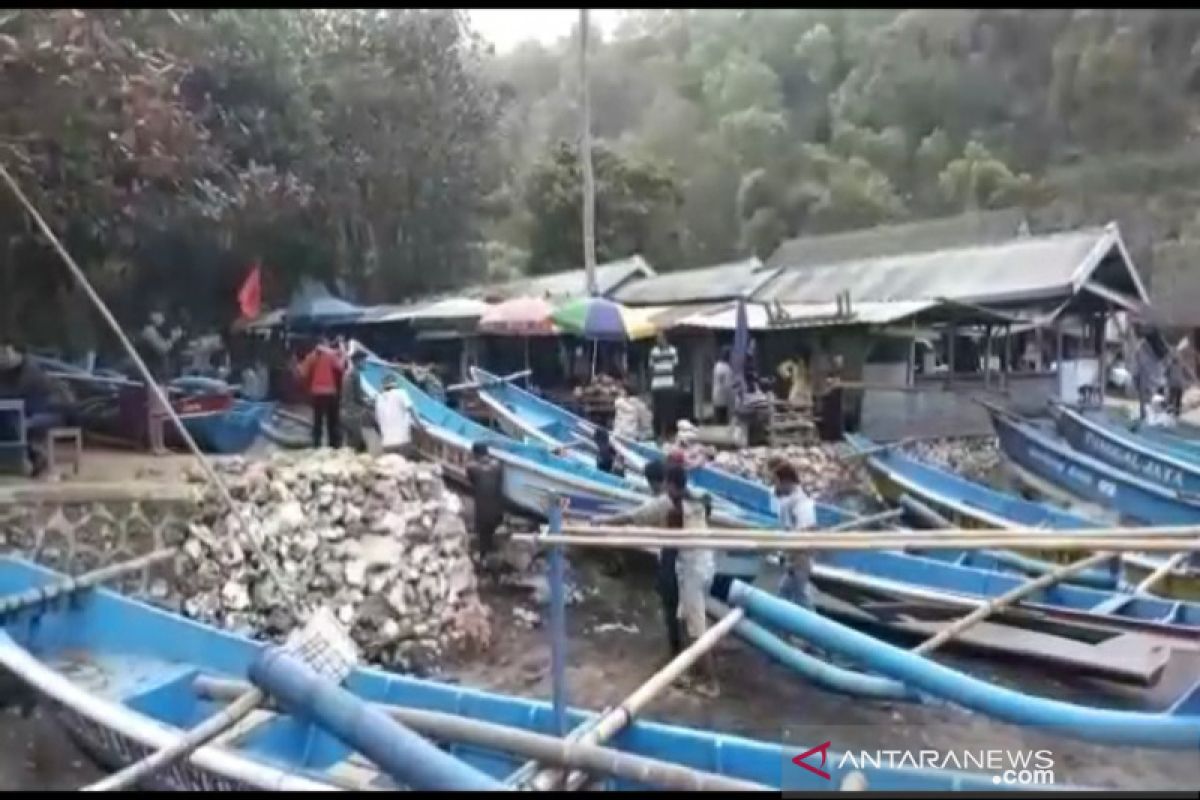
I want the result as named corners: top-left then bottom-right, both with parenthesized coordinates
top-left (579, 8), bottom-right (597, 296)
top-left (548, 498), bottom-right (568, 737)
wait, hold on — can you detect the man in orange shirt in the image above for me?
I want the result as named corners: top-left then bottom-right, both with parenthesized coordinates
top-left (297, 335), bottom-right (346, 448)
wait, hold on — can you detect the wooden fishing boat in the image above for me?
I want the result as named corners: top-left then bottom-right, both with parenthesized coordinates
top-left (357, 354), bottom-right (776, 528)
top-left (810, 549), bottom-right (1200, 650)
top-left (843, 432), bottom-right (1194, 595)
top-left (729, 580), bottom-right (1200, 749)
top-left (988, 404), bottom-right (1200, 527)
top-left (32, 356), bottom-right (270, 455)
top-left (987, 406), bottom-right (1200, 599)
top-left (1093, 406), bottom-right (1200, 454)
top-left (1051, 401), bottom-right (1200, 498)
top-left (0, 554), bottom-right (1022, 792)
top-left (469, 367), bottom-right (847, 527)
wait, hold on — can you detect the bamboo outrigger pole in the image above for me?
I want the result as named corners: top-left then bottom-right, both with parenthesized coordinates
top-left (514, 532), bottom-right (1200, 553)
top-left (530, 608), bottom-right (747, 791)
top-left (910, 551), bottom-right (1116, 656)
top-left (558, 522), bottom-right (1200, 540)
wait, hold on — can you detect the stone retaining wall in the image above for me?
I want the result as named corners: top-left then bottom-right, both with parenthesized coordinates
top-left (0, 482), bottom-right (198, 594)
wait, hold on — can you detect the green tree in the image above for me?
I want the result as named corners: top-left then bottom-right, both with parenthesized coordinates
top-left (523, 141), bottom-right (682, 274)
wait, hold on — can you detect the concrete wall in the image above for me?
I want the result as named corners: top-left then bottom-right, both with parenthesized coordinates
top-left (0, 482), bottom-right (197, 597)
top-left (859, 372), bottom-right (1058, 441)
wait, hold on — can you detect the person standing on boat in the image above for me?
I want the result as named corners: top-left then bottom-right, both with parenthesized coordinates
top-left (648, 332), bottom-right (679, 442)
top-left (596, 463), bottom-right (719, 697)
top-left (771, 461), bottom-right (818, 610)
top-left (466, 442), bottom-right (503, 560)
top-left (711, 347), bottom-right (734, 427)
top-left (375, 373), bottom-right (417, 458)
top-left (297, 335), bottom-right (346, 448)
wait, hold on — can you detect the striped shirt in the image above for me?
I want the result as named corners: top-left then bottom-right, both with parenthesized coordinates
top-left (649, 345), bottom-right (678, 391)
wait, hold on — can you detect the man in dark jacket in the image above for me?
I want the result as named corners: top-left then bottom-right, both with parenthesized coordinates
top-left (466, 442), bottom-right (504, 558)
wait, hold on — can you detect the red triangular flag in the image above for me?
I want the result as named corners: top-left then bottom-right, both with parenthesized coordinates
top-left (237, 262), bottom-right (262, 319)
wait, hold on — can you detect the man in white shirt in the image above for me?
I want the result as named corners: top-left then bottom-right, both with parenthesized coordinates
top-left (648, 332), bottom-right (679, 441)
top-left (374, 374), bottom-right (417, 457)
top-left (772, 460), bottom-right (817, 610)
top-left (711, 346), bottom-right (733, 426)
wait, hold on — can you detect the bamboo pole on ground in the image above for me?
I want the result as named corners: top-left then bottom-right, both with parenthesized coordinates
top-left (910, 551), bottom-right (1116, 656)
top-left (193, 678), bottom-right (769, 792)
top-left (514, 533), bottom-right (1200, 553)
top-left (529, 608), bottom-right (746, 791)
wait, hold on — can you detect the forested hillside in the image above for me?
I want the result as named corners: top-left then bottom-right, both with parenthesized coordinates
top-left (3, 9), bottom-right (1200, 346)
top-left (487, 9), bottom-right (1200, 281)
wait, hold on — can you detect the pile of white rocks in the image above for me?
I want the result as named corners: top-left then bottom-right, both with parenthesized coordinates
top-left (903, 437), bottom-right (1001, 482)
top-left (179, 450), bottom-right (491, 673)
top-left (710, 444), bottom-right (867, 499)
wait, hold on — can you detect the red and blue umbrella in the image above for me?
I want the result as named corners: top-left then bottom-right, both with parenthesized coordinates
top-left (551, 297), bottom-right (658, 341)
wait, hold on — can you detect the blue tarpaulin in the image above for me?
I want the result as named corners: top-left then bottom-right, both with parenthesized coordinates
top-left (285, 278), bottom-right (364, 329)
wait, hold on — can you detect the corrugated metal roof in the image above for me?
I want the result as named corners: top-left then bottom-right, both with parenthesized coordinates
top-left (357, 297), bottom-right (489, 325)
top-left (765, 209), bottom-right (1029, 270)
top-left (611, 257), bottom-right (772, 306)
top-left (677, 301), bottom-right (935, 331)
top-left (462, 255), bottom-right (655, 302)
top-left (753, 226), bottom-right (1141, 308)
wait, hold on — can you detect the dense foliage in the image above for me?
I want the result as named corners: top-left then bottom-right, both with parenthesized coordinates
top-left (491, 9), bottom-right (1200, 271)
top-left (5, 9), bottom-right (1200, 346)
top-left (0, 9), bottom-right (499, 344)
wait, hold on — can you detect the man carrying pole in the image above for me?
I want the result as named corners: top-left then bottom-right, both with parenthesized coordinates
top-left (595, 462), bottom-right (718, 696)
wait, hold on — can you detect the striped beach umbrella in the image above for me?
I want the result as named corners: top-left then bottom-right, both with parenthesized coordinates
top-left (551, 297), bottom-right (658, 341)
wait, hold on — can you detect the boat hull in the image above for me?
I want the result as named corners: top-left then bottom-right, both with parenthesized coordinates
top-left (990, 408), bottom-right (1200, 526)
top-left (1052, 403), bottom-right (1200, 498)
top-left (470, 368), bottom-right (846, 527)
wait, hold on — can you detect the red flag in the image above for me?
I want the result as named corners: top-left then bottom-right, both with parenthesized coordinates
top-left (237, 262), bottom-right (262, 319)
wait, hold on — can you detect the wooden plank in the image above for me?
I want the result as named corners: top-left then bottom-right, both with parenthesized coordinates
top-left (817, 593), bottom-right (1170, 686)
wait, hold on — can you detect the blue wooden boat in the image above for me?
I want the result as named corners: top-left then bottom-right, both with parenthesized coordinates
top-left (729, 580), bottom-right (1200, 750)
top-left (810, 548), bottom-right (1200, 647)
top-left (469, 367), bottom-right (848, 528)
top-left (32, 356), bottom-right (270, 455)
top-left (845, 432), bottom-right (1166, 591)
top-left (988, 404), bottom-right (1200, 527)
top-left (1094, 407), bottom-right (1200, 458)
top-left (851, 428), bottom-right (1200, 600)
top-left (1051, 401), bottom-right (1200, 499)
top-left (0, 555), bottom-right (1025, 791)
top-left (355, 353), bottom-right (775, 528)
top-left (178, 399), bottom-right (273, 455)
